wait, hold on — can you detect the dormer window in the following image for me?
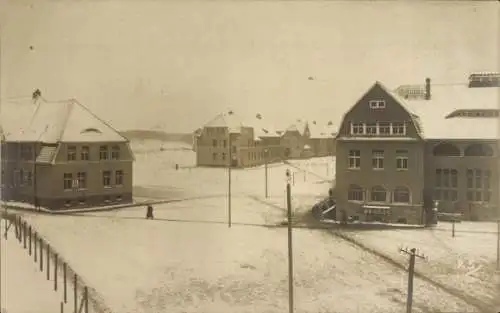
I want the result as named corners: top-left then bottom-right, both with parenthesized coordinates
top-left (81, 128), bottom-right (102, 134)
top-left (369, 100), bottom-right (386, 109)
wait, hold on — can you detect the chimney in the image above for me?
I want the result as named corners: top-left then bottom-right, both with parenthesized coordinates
top-left (425, 78), bottom-right (431, 100)
top-left (256, 113), bottom-right (262, 120)
top-left (312, 121), bottom-right (316, 125)
top-left (228, 110), bottom-right (234, 115)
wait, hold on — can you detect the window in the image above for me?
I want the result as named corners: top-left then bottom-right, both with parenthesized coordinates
top-left (379, 122), bottom-right (391, 135)
top-left (366, 123), bottom-right (377, 135)
top-left (212, 140), bottom-right (217, 147)
top-left (63, 173), bottom-right (73, 190)
top-left (370, 186), bottom-right (387, 202)
top-left (369, 100), bottom-right (386, 109)
top-left (67, 146), bottom-right (77, 161)
top-left (78, 198), bottom-right (86, 205)
top-left (393, 186), bottom-right (410, 203)
top-left (115, 170), bottom-right (124, 186)
top-left (391, 122), bottom-right (406, 135)
top-left (396, 150), bottom-right (408, 170)
top-left (433, 142), bottom-right (461, 157)
top-left (348, 184), bottom-right (364, 201)
top-left (372, 150), bottom-right (384, 170)
top-left (102, 170), bottom-right (111, 187)
top-left (466, 169), bottom-right (491, 202)
top-left (232, 146), bottom-right (236, 153)
top-left (223, 140), bottom-right (227, 148)
top-left (111, 146), bottom-right (120, 160)
top-left (212, 153), bottom-right (217, 161)
top-left (348, 150), bottom-right (361, 169)
top-left (26, 171), bottom-right (33, 186)
top-left (21, 145), bottom-right (33, 160)
top-left (434, 168), bottom-right (458, 201)
top-left (116, 195), bottom-right (123, 202)
top-left (350, 122), bottom-right (365, 135)
top-left (19, 169), bottom-right (24, 186)
top-left (77, 172), bottom-right (87, 189)
top-left (99, 146), bottom-right (108, 160)
top-left (81, 146), bottom-right (90, 161)
top-left (222, 153), bottom-right (226, 161)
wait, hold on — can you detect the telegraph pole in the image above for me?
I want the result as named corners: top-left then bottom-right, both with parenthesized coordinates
top-left (264, 148), bottom-right (269, 199)
top-left (400, 247), bottom-right (427, 313)
top-left (286, 169), bottom-right (294, 313)
top-left (228, 133), bottom-right (232, 228)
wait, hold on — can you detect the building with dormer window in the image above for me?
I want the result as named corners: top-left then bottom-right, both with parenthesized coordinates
top-left (0, 92), bottom-right (134, 210)
top-left (335, 73), bottom-right (499, 223)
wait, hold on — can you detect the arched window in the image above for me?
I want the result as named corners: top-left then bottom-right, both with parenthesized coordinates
top-left (80, 128), bottom-right (102, 134)
top-left (393, 186), bottom-right (410, 203)
top-left (371, 186), bottom-right (387, 202)
top-left (432, 142), bottom-right (461, 157)
top-left (348, 184), bottom-right (364, 201)
top-left (464, 144), bottom-right (494, 157)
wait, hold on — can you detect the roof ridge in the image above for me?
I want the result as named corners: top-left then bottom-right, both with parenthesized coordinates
top-left (56, 100), bottom-right (76, 142)
top-left (72, 99), bottom-right (129, 142)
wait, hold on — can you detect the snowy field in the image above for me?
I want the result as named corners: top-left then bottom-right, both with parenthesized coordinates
top-left (0, 220), bottom-right (77, 313)
top-left (346, 222), bottom-right (500, 310)
top-left (13, 140), bottom-right (499, 313)
top-left (131, 140), bottom-right (335, 203)
top-left (21, 200), bottom-right (479, 313)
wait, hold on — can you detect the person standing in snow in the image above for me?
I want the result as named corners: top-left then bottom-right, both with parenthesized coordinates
top-left (146, 205), bottom-right (154, 219)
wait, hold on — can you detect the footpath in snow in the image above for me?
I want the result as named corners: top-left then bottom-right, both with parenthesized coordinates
top-left (0, 219), bottom-right (70, 313)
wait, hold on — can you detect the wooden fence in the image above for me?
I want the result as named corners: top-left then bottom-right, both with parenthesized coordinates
top-left (3, 212), bottom-right (114, 313)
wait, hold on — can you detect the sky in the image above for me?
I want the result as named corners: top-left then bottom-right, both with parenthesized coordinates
top-left (0, 0), bottom-right (498, 133)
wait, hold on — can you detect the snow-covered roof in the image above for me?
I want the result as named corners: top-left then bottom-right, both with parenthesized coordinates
top-left (203, 112), bottom-right (246, 133)
top-left (248, 114), bottom-right (280, 139)
top-left (399, 84), bottom-right (499, 140)
top-left (284, 119), bottom-right (308, 136)
top-left (309, 122), bottom-right (337, 139)
top-left (1, 96), bottom-right (128, 143)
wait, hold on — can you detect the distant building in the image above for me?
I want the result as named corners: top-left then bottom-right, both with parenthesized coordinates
top-left (0, 93), bottom-right (134, 210)
top-left (281, 120), bottom-right (336, 159)
top-left (335, 73), bottom-right (499, 224)
top-left (195, 112), bottom-right (336, 168)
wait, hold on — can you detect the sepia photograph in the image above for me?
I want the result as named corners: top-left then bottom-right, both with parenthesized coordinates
top-left (0, 0), bottom-right (499, 312)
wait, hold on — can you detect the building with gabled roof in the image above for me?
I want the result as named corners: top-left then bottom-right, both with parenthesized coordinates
top-left (0, 91), bottom-right (134, 210)
top-left (196, 111), bottom-right (286, 167)
top-left (335, 75), bottom-right (499, 224)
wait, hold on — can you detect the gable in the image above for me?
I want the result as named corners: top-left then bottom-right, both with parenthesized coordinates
top-left (336, 82), bottom-right (422, 139)
top-left (59, 100), bottom-right (128, 143)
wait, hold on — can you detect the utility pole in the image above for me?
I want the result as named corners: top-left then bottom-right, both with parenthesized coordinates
top-left (400, 247), bottom-right (427, 313)
top-left (496, 218), bottom-right (499, 271)
top-left (286, 169), bottom-right (294, 313)
top-left (228, 133), bottom-right (232, 228)
top-left (264, 148), bottom-right (269, 199)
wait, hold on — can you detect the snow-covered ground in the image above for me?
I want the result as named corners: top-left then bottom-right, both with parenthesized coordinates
top-left (12, 140), bottom-right (498, 313)
top-left (21, 200), bottom-right (479, 313)
top-left (132, 140), bottom-right (334, 201)
top-left (0, 220), bottom-right (77, 313)
top-left (345, 222), bottom-right (500, 310)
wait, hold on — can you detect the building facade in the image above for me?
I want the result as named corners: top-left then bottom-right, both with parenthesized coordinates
top-left (0, 94), bottom-right (134, 210)
top-left (195, 113), bottom-right (336, 168)
top-left (335, 73), bottom-right (500, 223)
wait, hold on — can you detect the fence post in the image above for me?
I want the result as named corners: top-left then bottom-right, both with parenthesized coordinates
top-left (28, 226), bottom-right (32, 255)
top-left (61, 301), bottom-right (64, 313)
top-left (54, 253), bottom-right (58, 291)
top-left (46, 243), bottom-right (50, 280)
top-left (63, 263), bottom-right (67, 303)
top-left (34, 232), bottom-right (38, 262)
top-left (23, 221), bottom-right (27, 249)
top-left (84, 287), bottom-right (88, 313)
top-left (39, 238), bottom-right (43, 272)
top-left (74, 274), bottom-right (78, 313)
